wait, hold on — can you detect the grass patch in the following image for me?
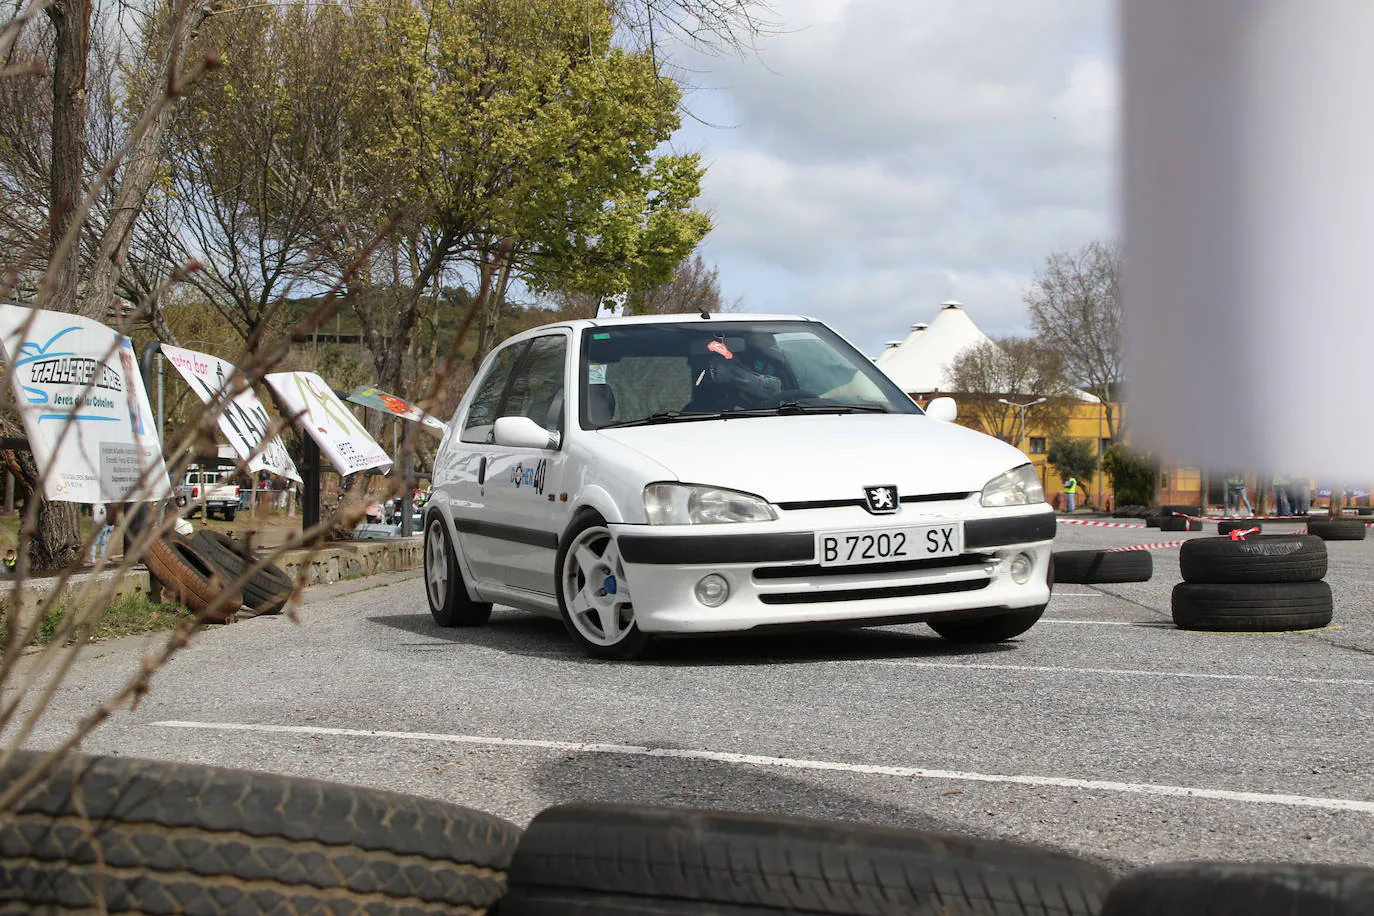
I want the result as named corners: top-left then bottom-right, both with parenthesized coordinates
top-left (0, 594), bottom-right (190, 649)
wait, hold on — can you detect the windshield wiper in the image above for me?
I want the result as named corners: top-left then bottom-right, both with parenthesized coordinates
top-left (600, 410), bottom-right (725, 429)
top-left (733, 402), bottom-right (892, 416)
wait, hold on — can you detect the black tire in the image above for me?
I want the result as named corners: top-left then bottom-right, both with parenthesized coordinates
top-left (1171, 581), bottom-right (1333, 632)
top-left (191, 529), bottom-right (294, 615)
top-left (224, 507), bottom-right (237, 522)
top-left (1358, 506), bottom-right (1373, 516)
top-left (1188, 519), bottom-right (1202, 532)
top-left (145, 536), bottom-right (243, 622)
top-left (1307, 518), bottom-right (1367, 541)
top-left (1179, 535), bottom-right (1326, 584)
top-left (1098, 861), bottom-right (1374, 916)
top-left (424, 514), bottom-right (492, 627)
top-left (928, 605), bottom-right (1046, 643)
top-left (1159, 516), bottom-right (1188, 532)
top-left (1053, 549), bottom-right (1152, 584)
top-left (0, 750), bottom-right (519, 914)
top-left (1159, 504), bottom-right (1201, 518)
top-left (555, 511), bottom-right (652, 660)
top-left (1145, 516), bottom-right (1162, 528)
top-left (501, 803), bottom-right (1112, 916)
top-left (1216, 520), bottom-right (1262, 536)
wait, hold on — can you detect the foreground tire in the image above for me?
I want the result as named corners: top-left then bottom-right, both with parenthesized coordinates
top-left (501, 804), bottom-right (1112, 916)
top-left (144, 536), bottom-right (243, 622)
top-left (1099, 861), bottom-right (1374, 916)
top-left (928, 605), bottom-right (1046, 643)
top-left (0, 750), bottom-right (519, 915)
top-left (1172, 581), bottom-right (1333, 631)
top-left (1159, 516), bottom-right (1188, 532)
top-left (556, 512), bottom-right (652, 660)
top-left (424, 515), bottom-right (492, 627)
top-left (1053, 549), bottom-right (1152, 584)
top-left (1179, 535), bottom-right (1326, 584)
top-left (1145, 516), bottom-right (1163, 528)
top-left (191, 530), bottom-right (294, 616)
top-left (1216, 520), bottom-right (1262, 536)
top-left (1307, 518), bottom-right (1367, 541)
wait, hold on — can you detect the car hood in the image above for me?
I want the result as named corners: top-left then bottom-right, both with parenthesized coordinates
top-left (594, 413), bottom-right (1032, 503)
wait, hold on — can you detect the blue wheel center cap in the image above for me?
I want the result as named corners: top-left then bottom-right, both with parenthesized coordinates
top-left (602, 575), bottom-right (618, 596)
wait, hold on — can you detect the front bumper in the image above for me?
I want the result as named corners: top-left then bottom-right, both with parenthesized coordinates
top-left (612, 504), bottom-right (1055, 634)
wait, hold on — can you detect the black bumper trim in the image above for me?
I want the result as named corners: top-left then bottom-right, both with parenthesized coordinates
top-left (618, 532), bottom-right (815, 565)
top-left (759, 577), bottom-right (990, 606)
top-left (963, 512), bottom-right (1056, 549)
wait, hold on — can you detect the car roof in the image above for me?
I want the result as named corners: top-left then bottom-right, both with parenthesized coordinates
top-left (511, 312), bottom-right (819, 339)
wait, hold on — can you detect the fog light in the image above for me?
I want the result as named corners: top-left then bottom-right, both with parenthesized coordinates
top-left (1009, 553), bottom-right (1034, 585)
top-left (695, 573), bottom-right (730, 607)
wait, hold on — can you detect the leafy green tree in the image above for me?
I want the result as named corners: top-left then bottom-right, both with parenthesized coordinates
top-left (1102, 444), bottom-right (1158, 507)
top-left (1046, 437), bottom-right (1098, 488)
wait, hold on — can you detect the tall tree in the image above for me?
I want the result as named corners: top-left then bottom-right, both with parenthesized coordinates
top-left (944, 336), bottom-right (1074, 445)
top-left (627, 252), bottom-right (725, 315)
top-left (1024, 238), bottom-right (1124, 438)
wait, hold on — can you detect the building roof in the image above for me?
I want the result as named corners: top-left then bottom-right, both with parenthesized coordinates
top-left (872, 301), bottom-right (991, 393)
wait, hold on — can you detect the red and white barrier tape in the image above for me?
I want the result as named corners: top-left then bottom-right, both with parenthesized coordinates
top-left (1106, 541), bottom-right (1186, 552)
top-left (1056, 518), bottom-right (1146, 529)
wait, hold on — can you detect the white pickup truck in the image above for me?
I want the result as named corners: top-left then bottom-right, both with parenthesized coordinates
top-left (175, 468), bottom-right (241, 521)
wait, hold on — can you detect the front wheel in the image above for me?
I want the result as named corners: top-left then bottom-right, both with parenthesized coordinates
top-left (425, 516), bottom-right (492, 627)
top-left (556, 514), bottom-right (652, 660)
top-left (928, 605), bottom-right (1046, 643)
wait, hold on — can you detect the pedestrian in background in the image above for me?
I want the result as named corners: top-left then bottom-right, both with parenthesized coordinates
top-left (1063, 476), bottom-right (1079, 512)
top-left (88, 503), bottom-right (115, 563)
top-left (1226, 473), bottom-right (1254, 515)
top-left (1271, 473), bottom-right (1291, 517)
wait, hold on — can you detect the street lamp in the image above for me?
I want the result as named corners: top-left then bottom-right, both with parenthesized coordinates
top-left (997, 397), bottom-right (1047, 452)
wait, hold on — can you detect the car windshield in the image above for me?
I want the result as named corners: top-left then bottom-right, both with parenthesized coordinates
top-left (579, 320), bottom-right (919, 429)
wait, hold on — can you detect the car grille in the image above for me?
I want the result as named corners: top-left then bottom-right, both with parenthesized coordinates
top-left (758, 577), bottom-right (991, 605)
top-left (753, 554), bottom-right (987, 581)
top-left (775, 491), bottom-right (973, 511)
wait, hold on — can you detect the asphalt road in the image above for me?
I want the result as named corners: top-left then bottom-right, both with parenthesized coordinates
top-left (10, 519), bottom-right (1373, 874)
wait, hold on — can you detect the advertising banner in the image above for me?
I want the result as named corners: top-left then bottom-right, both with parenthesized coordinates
top-left (160, 344), bottom-right (302, 483)
top-left (345, 385), bottom-right (446, 431)
top-left (0, 305), bottom-right (169, 502)
top-left (265, 372), bottom-right (392, 476)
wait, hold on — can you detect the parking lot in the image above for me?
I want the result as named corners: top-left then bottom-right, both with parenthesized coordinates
top-left (15, 519), bottom-right (1373, 873)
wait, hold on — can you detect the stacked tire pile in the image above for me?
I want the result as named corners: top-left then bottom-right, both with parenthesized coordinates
top-left (4, 750), bottom-right (1372, 915)
top-left (1172, 534), bottom-right (1332, 632)
top-left (142, 531), bottom-right (294, 622)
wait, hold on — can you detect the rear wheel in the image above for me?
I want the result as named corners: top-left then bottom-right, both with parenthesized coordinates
top-left (424, 515), bottom-right (492, 627)
top-left (557, 513), bottom-right (651, 660)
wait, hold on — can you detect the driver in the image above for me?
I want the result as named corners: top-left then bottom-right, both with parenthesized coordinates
top-left (683, 339), bottom-right (784, 412)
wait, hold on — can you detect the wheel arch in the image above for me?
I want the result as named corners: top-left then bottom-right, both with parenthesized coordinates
top-left (422, 500), bottom-right (484, 601)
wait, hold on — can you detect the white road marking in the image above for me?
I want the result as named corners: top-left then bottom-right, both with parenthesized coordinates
top-left (867, 659), bottom-right (1374, 686)
top-left (154, 720), bottom-right (1374, 815)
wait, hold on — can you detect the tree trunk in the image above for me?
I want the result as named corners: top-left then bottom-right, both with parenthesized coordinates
top-left (471, 240), bottom-right (514, 373)
top-left (33, 0), bottom-right (92, 571)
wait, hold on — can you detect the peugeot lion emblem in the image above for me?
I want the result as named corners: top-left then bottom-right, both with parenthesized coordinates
top-left (863, 485), bottom-right (899, 514)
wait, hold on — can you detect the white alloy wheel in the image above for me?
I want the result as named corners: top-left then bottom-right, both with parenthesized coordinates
top-left (561, 524), bottom-right (638, 648)
top-left (425, 519), bottom-right (449, 610)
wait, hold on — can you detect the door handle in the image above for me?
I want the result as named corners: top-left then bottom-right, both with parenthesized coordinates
top-left (477, 456), bottom-right (487, 485)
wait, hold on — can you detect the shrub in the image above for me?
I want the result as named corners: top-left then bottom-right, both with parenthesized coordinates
top-left (1101, 445), bottom-right (1158, 506)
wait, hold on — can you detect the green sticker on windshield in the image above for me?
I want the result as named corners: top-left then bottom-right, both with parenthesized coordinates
top-left (593, 332), bottom-right (611, 340)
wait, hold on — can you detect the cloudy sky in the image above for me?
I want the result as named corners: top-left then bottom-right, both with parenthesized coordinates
top-left (667, 0), bottom-right (1116, 355)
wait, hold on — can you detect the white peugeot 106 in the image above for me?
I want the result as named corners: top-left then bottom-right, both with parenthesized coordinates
top-left (424, 314), bottom-right (1055, 659)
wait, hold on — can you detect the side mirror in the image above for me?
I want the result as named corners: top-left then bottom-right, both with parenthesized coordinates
top-left (925, 397), bottom-right (958, 422)
top-left (493, 416), bottom-right (559, 449)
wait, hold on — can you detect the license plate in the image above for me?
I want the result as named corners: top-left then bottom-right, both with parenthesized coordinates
top-left (816, 522), bottom-right (963, 567)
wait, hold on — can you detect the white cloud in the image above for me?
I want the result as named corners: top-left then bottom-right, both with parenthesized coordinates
top-left (671, 0), bottom-right (1117, 353)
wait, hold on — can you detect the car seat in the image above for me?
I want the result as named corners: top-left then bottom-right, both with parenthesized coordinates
top-left (585, 385), bottom-right (616, 426)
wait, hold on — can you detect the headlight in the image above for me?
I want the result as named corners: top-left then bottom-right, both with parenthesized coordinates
top-left (980, 464), bottom-right (1045, 508)
top-left (644, 484), bottom-right (778, 525)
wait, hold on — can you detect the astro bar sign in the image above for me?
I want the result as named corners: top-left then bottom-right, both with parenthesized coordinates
top-left (160, 344), bottom-right (301, 484)
top-left (265, 371), bottom-right (392, 477)
top-left (0, 304), bottom-right (169, 502)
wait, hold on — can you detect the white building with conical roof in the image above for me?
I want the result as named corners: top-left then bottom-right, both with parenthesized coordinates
top-left (873, 301), bottom-right (994, 395)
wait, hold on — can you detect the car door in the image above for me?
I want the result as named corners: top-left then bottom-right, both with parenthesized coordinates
top-left (445, 339), bottom-right (528, 586)
top-left (479, 332), bottom-right (572, 596)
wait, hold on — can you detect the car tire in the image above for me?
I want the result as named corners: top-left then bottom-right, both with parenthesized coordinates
top-left (1159, 516), bottom-right (1188, 532)
top-left (1171, 581), bottom-right (1333, 632)
top-left (1145, 516), bottom-right (1163, 528)
top-left (1307, 518), bottom-right (1367, 541)
top-left (1053, 549), bottom-right (1152, 584)
top-left (499, 803), bottom-right (1112, 916)
top-left (144, 536), bottom-right (243, 622)
top-left (191, 530), bottom-right (294, 615)
top-left (224, 508), bottom-right (237, 522)
top-left (1097, 861), bottom-right (1374, 916)
top-left (1179, 535), bottom-right (1326, 584)
top-left (1357, 506), bottom-right (1373, 516)
top-left (424, 515), bottom-right (492, 627)
top-left (1216, 520), bottom-right (1263, 536)
top-left (556, 512), bottom-right (652, 660)
top-left (0, 750), bottom-right (519, 914)
top-left (928, 605), bottom-right (1046, 643)
top-left (1159, 504), bottom-right (1201, 518)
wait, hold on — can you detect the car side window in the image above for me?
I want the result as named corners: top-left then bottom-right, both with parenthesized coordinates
top-left (502, 335), bottom-right (567, 437)
top-left (461, 343), bottom-right (526, 443)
